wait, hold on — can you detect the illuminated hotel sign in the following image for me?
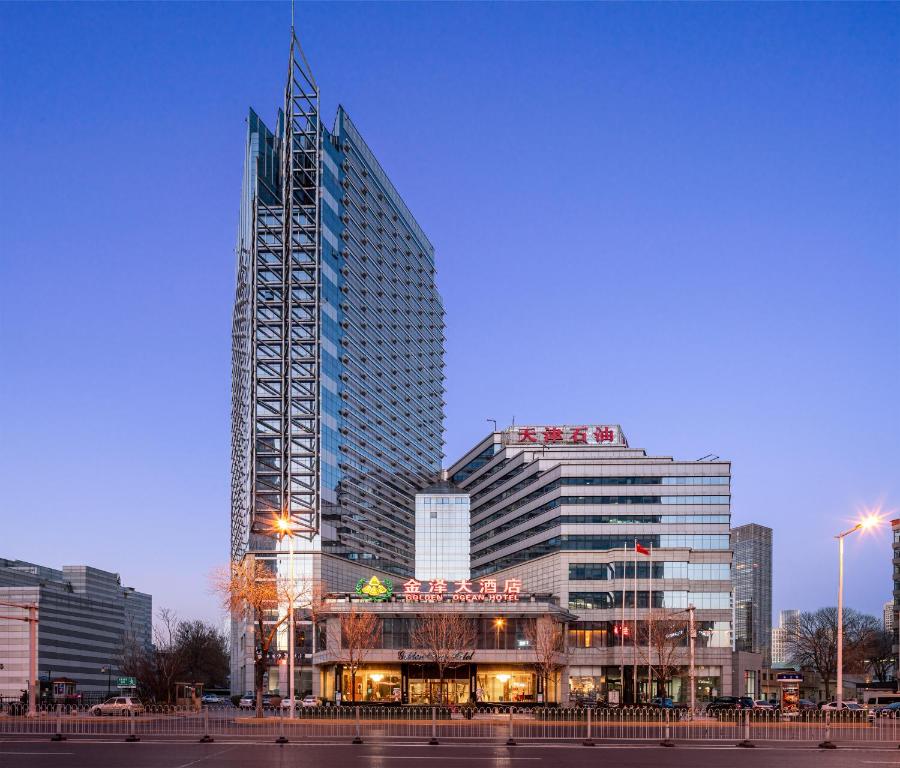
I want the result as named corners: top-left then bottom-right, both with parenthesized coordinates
top-left (505, 425), bottom-right (626, 447)
top-left (402, 578), bottom-right (523, 603)
top-left (356, 576), bottom-right (394, 602)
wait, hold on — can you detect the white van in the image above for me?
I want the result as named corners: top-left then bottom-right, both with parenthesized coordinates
top-left (862, 692), bottom-right (900, 710)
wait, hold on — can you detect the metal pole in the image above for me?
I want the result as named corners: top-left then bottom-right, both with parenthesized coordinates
top-left (28, 605), bottom-right (37, 718)
top-left (353, 704), bottom-right (363, 744)
top-left (632, 540), bottom-right (637, 704)
top-left (583, 705), bottom-right (594, 746)
top-left (688, 605), bottom-right (696, 716)
top-left (288, 533), bottom-right (295, 719)
top-left (620, 545), bottom-right (626, 704)
top-left (506, 704), bottom-right (516, 745)
top-left (429, 704), bottom-right (438, 745)
top-left (836, 535), bottom-right (844, 709)
top-left (648, 544), bottom-right (653, 698)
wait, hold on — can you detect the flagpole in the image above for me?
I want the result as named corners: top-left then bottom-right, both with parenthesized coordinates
top-left (633, 538), bottom-right (637, 704)
top-left (620, 542), bottom-right (626, 704)
top-left (648, 543), bottom-right (653, 699)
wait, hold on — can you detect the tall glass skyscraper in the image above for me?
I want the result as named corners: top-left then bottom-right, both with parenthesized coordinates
top-left (732, 523), bottom-right (773, 664)
top-left (231, 31), bottom-right (444, 693)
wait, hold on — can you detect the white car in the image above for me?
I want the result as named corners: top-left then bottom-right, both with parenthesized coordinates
top-left (752, 700), bottom-right (775, 710)
top-left (820, 702), bottom-right (863, 712)
top-left (301, 695), bottom-right (319, 708)
top-left (201, 694), bottom-right (221, 705)
top-left (238, 693), bottom-right (255, 709)
top-left (90, 697), bottom-right (144, 716)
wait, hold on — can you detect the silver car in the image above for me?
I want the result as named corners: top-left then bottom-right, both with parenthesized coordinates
top-left (90, 696), bottom-right (144, 716)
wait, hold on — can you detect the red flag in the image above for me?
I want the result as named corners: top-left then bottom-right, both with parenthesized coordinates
top-left (635, 543), bottom-right (650, 556)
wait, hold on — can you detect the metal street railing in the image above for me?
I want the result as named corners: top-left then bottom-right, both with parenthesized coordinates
top-left (0, 704), bottom-right (896, 746)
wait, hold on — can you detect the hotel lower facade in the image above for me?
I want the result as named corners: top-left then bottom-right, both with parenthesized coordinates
top-left (312, 588), bottom-right (572, 705)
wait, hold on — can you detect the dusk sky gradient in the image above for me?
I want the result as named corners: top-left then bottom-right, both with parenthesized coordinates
top-left (1, 2), bottom-right (897, 627)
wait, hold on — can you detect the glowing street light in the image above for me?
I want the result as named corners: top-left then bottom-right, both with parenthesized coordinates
top-left (835, 511), bottom-right (883, 707)
top-left (271, 513), bottom-right (297, 719)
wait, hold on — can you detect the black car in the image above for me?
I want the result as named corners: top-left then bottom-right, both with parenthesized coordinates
top-left (706, 696), bottom-right (753, 712)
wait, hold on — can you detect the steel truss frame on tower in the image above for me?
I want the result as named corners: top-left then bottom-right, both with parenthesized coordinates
top-left (232, 31), bottom-right (321, 560)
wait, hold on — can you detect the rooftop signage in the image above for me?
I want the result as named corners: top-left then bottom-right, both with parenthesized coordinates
top-left (402, 577), bottom-right (522, 603)
top-left (356, 576), bottom-right (394, 602)
top-left (504, 425), bottom-right (626, 447)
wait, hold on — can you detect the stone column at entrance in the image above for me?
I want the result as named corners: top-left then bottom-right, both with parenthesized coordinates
top-left (560, 665), bottom-right (570, 706)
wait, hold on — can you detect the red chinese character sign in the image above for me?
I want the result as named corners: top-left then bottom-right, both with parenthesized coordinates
top-left (508, 425), bottom-right (626, 447)
top-left (398, 576), bottom-right (526, 603)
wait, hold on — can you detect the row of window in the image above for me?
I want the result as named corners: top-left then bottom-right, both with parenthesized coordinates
top-left (471, 508), bottom-right (729, 548)
top-left (471, 473), bottom-right (729, 525)
top-left (568, 591), bottom-right (732, 611)
top-left (346, 617), bottom-right (534, 650)
top-left (471, 535), bottom-right (730, 577)
top-left (568, 620), bottom-right (731, 649)
top-left (471, 480), bottom-right (729, 532)
top-left (568, 562), bottom-right (731, 581)
top-left (451, 444), bottom-right (501, 485)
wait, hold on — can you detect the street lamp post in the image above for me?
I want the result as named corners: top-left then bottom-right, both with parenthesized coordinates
top-left (834, 514), bottom-right (882, 708)
top-left (101, 666), bottom-right (111, 699)
top-left (275, 516), bottom-right (297, 719)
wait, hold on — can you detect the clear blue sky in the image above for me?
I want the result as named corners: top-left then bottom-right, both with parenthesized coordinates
top-left (1, 2), bottom-right (897, 625)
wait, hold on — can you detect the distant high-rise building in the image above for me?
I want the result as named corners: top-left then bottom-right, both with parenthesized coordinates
top-left (733, 523), bottom-right (773, 664)
top-left (415, 471), bottom-right (470, 581)
top-left (230, 29), bottom-right (445, 695)
top-left (771, 609), bottom-right (799, 667)
top-left (885, 601), bottom-right (895, 634)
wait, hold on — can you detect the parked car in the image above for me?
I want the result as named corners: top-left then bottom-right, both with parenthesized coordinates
top-left (820, 701), bottom-right (863, 711)
top-left (650, 697), bottom-right (675, 709)
top-left (706, 696), bottom-right (753, 712)
top-left (262, 694), bottom-right (281, 709)
top-left (201, 694), bottom-right (222, 705)
top-left (875, 702), bottom-right (900, 718)
top-left (301, 695), bottom-right (319, 708)
top-left (797, 699), bottom-right (818, 711)
top-left (238, 692), bottom-right (255, 709)
top-left (89, 697), bottom-right (144, 717)
top-left (752, 700), bottom-right (775, 711)
top-left (280, 696), bottom-right (301, 710)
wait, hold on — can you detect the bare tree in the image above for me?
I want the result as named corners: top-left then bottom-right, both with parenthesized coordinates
top-left (637, 610), bottom-right (688, 698)
top-left (863, 629), bottom-right (894, 683)
top-left (785, 608), bottom-right (880, 701)
top-left (153, 609), bottom-right (184, 704)
top-left (525, 616), bottom-right (564, 705)
top-left (340, 607), bottom-right (380, 703)
top-left (213, 558), bottom-right (288, 717)
top-left (410, 613), bottom-right (476, 705)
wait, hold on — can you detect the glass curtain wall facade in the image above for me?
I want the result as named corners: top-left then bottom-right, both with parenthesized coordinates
top-left (732, 523), bottom-right (773, 664)
top-left (231, 31), bottom-right (444, 693)
top-left (415, 475), bottom-right (470, 581)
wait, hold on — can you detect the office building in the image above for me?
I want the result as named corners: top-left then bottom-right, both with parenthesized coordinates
top-left (884, 600), bottom-right (894, 634)
top-left (447, 425), bottom-right (734, 704)
top-left (230, 29), bottom-right (444, 694)
top-left (0, 559), bottom-right (152, 697)
top-left (733, 523), bottom-right (773, 664)
top-left (415, 471), bottom-right (470, 581)
top-left (771, 609), bottom-right (799, 667)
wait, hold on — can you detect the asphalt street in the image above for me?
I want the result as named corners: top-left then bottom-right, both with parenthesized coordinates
top-left (1, 741), bottom-right (897, 768)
